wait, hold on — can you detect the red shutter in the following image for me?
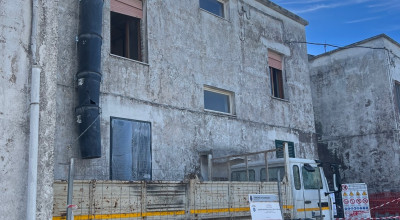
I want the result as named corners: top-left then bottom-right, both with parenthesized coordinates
top-left (268, 51), bottom-right (282, 70)
top-left (110, 0), bottom-right (142, 19)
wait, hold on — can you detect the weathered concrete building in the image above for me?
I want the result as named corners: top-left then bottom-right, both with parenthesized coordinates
top-left (309, 34), bottom-right (400, 192)
top-left (1, 0), bottom-right (317, 219)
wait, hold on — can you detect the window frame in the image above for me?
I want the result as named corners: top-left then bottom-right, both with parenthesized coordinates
top-left (275, 140), bottom-right (295, 158)
top-left (395, 81), bottom-right (400, 112)
top-left (302, 166), bottom-right (323, 190)
top-left (110, 0), bottom-right (148, 63)
top-left (231, 169), bottom-right (256, 181)
top-left (293, 165), bottom-right (301, 190)
top-left (203, 85), bottom-right (235, 115)
top-left (199, 0), bottom-right (229, 19)
top-left (260, 166), bottom-right (285, 182)
top-left (268, 50), bottom-right (285, 100)
top-left (110, 117), bottom-right (152, 181)
top-left (270, 66), bottom-right (285, 99)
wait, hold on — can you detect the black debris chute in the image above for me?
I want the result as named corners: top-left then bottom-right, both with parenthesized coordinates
top-left (76, 0), bottom-right (103, 159)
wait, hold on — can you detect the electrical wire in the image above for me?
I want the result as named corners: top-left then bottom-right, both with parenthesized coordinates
top-left (288, 41), bottom-right (400, 61)
top-left (67, 112), bottom-right (101, 150)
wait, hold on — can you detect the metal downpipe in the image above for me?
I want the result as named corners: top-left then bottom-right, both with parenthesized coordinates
top-left (26, 0), bottom-right (40, 218)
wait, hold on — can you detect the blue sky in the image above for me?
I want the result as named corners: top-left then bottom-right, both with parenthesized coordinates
top-left (271, 0), bottom-right (400, 55)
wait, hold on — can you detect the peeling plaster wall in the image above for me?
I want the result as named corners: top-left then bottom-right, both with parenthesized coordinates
top-left (0, 0), bottom-right (58, 219)
top-left (36, 1), bottom-right (58, 219)
top-left (310, 37), bottom-right (400, 192)
top-left (0, 1), bottom-right (31, 219)
top-left (54, 0), bottom-right (317, 180)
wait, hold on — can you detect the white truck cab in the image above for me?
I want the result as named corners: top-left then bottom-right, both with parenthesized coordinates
top-left (231, 158), bottom-right (333, 219)
top-left (225, 142), bottom-right (345, 220)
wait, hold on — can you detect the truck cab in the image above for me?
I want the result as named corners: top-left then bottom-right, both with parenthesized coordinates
top-left (231, 158), bottom-right (333, 219)
top-left (289, 158), bottom-right (332, 220)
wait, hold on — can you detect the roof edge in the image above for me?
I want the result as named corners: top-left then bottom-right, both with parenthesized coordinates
top-left (254, 0), bottom-right (309, 26)
top-left (310, 34), bottom-right (400, 61)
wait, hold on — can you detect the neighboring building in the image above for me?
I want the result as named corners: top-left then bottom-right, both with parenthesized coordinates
top-left (1, 0), bottom-right (317, 219)
top-left (309, 34), bottom-right (400, 193)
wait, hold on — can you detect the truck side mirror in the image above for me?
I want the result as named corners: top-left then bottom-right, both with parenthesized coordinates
top-left (304, 163), bottom-right (315, 172)
top-left (330, 164), bottom-right (342, 192)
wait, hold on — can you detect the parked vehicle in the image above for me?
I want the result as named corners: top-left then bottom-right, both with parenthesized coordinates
top-left (214, 143), bottom-right (344, 219)
top-left (53, 144), bottom-right (344, 219)
top-left (229, 158), bottom-right (343, 219)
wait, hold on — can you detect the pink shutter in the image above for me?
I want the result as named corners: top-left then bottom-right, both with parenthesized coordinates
top-left (110, 0), bottom-right (143, 19)
top-left (268, 51), bottom-right (282, 70)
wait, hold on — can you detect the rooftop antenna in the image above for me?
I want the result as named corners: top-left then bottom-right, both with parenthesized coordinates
top-left (324, 40), bottom-right (327, 53)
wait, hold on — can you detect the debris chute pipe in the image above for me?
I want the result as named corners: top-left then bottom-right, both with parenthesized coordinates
top-left (76, 0), bottom-right (103, 159)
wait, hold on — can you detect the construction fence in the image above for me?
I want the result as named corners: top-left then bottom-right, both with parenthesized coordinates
top-left (369, 188), bottom-right (400, 219)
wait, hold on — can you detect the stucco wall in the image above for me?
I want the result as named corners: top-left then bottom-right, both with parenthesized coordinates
top-left (0, 0), bottom-right (58, 219)
top-left (0, 1), bottom-right (31, 219)
top-left (310, 37), bottom-right (400, 192)
top-left (53, 0), bottom-right (317, 180)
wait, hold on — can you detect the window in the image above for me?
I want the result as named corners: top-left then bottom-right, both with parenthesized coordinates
top-left (204, 86), bottom-right (234, 114)
top-left (231, 170), bottom-right (255, 181)
top-left (110, 0), bottom-right (143, 61)
top-left (275, 140), bottom-right (295, 158)
top-left (302, 166), bottom-right (323, 189)
top-left (110, 117), bottom-right (151, 181)
top-left (293, 165), bottom-right (301, 190)
top-left (268, 51), bottom-right (284, 99)
top-left (260, 167), bottom-right (285, 182)
top-left (395, 82), bottom-right (400, 112)
top-left (199, 0), bottom-right (226, 18)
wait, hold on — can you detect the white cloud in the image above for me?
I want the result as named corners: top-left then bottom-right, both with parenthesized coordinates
top-left (345, 16), bottom-right (380, 24)
top-left (368, 1), bottom-right (400, 12)
top-left (275, 0), bottom-right (328, 5)
top-left (285, 0), bottom-right (374, 14)
top-left (291, 2), bottom-right (347, 14)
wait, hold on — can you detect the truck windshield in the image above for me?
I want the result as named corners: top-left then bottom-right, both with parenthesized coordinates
top-left (302, 166), bottom-right (322, 189)
top-left (260, 167), bottom-right (285, 182)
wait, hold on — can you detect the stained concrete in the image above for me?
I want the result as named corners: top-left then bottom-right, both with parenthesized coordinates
top-left (310, 35), bottom-right (400, 192)
top-left (0, 0), bottom-right (58, 219)
top-left (0, 1), bottom-right (32, 219)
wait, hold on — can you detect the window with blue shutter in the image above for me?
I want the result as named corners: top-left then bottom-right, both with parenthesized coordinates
top-left (275, 140), bottom-right (295, 158)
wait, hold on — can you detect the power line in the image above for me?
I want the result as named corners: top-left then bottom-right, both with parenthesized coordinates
top-left (288, 41), bottom-right (386, 50)
top-left (288, 41), bottom-right (400, 61)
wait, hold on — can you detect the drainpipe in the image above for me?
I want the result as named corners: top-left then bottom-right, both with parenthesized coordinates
top-left (76, 0), bottom-right (103, 159)
top-left (26, 0), bottom-right (40, 219)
